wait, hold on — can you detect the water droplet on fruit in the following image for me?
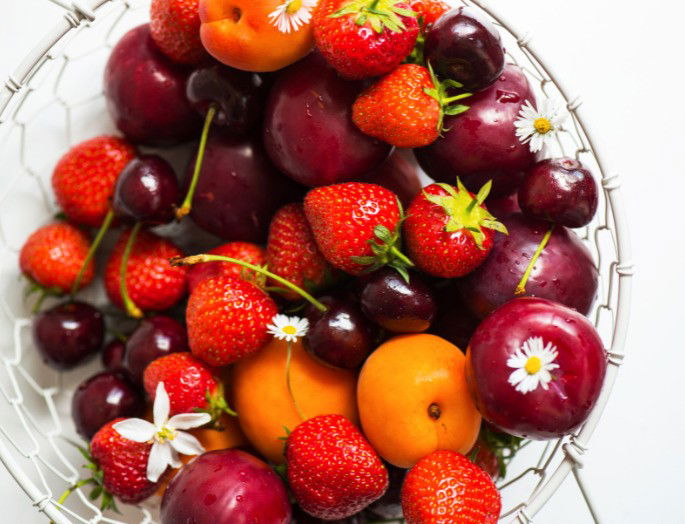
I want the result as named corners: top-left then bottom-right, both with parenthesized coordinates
top-left (236, 495), bottom-right (244, 503)
top-left (496, 90), bottom-right (520, 103)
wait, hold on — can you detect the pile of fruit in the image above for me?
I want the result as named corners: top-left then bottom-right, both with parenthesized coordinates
top-left (18, 0), bottom-right (608, 522)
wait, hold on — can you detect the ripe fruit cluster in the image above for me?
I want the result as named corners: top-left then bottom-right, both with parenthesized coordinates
top-left (17, 0), bottom-right (607, 522)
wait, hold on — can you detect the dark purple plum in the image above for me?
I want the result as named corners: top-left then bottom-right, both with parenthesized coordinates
top-left (104, 24), bottom-right (200, 146)
top-left (361, 150), bottom-right (423, 208)
top-left (307, 299), bottom-right (375, 369)
top-left (415, 64), bottom-right (538, 198)
top-left (101, 339), bottom-right (126, 370)
top-left (161, 449), bottom-right (291, 524)
top-left (424, 7), bottom-right (505, 92)
top-left (112, 155), bottom-right (180, 225)
top-left (486, 192), bottom-right (521, 219)
top-left (457, 214), bottom-right (598, 319)
top-left (429, 283), bottom-right (481, 351)
top-left (360, 269), bottom-right (436, 333)
top-left (518, 158), bottom-right (598, 228)
top-left (123, 316), bottom-right (188, 383)
top-left (186, 131), bottom-right (302, 242)
top-left (72, 370), bottom-right (143, 440)
top-left (264, 53), bottom-right (392, 187)
top-left (33, 302), bottom-right (104, 370)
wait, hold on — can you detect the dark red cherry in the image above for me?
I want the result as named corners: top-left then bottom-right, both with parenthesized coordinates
top-left (72, 370), bottom-right (144, 440)
top-left (430, 283), bottom-right (481, 351)
top-left (33, 301), bottom-right (104, 370)
top-left (102, 339), bottom-right (127, 370)
top-left (518, 158), bottom-right (598, 228)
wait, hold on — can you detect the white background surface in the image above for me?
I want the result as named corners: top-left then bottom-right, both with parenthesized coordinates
top-left (0, 0), bottom-right (682, 522)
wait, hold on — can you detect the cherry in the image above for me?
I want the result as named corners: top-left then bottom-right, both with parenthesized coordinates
top-left (307, 299), bottom-right (375, 369)
top-left (486, 192), bottom-right (521, 219)
top-left (112, 155), bottom-right (180, 225)
top-left (123, 316), bottom-right (188, 384)
top-left (101, 339), bottom-right (126, 370)
top-left (104, 24), bottom-right (200, 146)
top-left (264, 53), bottom-right (391, 187)
top-left (429, 283), bottom-right (481, 351)
top-left (360, 269), bottom-right (436, 333)
top-left (71, 370), bottom-right (143, 440)
top-left (33, 302), bottom-right (104, 370)
top-left (424, 7), bottom-right (505, 92)
top-left (518, 157), bottom-right (599, 228)
top-left (362, 150), bottom-right (423, 208)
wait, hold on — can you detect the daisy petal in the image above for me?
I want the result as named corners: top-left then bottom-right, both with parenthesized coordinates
top-left (508, 368), bottom-right (528, 387)
top-left (167, 413), bottom-right (212, 430)
top-left (154, 382), bottom-right (170, 428)
top-left (112, 418), bottom-right (155, 443)
top-left (147, 442), bottom-right (173, 482)
top-left (169, 431), bottom-right (206, 456)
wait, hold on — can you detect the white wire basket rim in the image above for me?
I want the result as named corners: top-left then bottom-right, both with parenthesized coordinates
top-left (0, 1), bottom-right (633, 523)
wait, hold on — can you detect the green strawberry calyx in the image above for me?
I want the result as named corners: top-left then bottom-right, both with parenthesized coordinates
top-left (196, 383), bottom-right (238, 428)
top-left (423, 62), bottom-right (472, 134)
top-left (56, 445), bottom-right (119, 513)
top-left (422, 179), bottom-right (508, 250)
top-left (331, 0), bottom-right (417, 34)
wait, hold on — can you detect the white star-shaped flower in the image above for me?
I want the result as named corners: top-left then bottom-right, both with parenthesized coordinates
top-left (514, 98), bottom-right (567, 153)
top-left (113, 382), bottom-right (211, 482)
top-left (268, 0), bottom-right (317, 34)
top-left (267, 314), bottom-right (309, 343)
top-left (507, 337), bottom-right (560, 394)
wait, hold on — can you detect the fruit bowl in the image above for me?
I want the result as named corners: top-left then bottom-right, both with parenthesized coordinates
top-left (0, 0), bottom-right (632, 522)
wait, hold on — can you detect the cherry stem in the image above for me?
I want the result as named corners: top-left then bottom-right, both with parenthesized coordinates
top-left (56, 477), bottom-right (95, 507)
top-left (71, 208), bottom-right (114, 296)
top-left (176, 105), bottom-right (217, 220)
top-left (444, 93), bottom-right (471, 104)
top-left (390, 245), bottom-right (414, 267)
top-left (285, 341), bottom-right (305, 421)
top-left (119, 222), bottom-right (143, 319)
top-left (515, 223), bottom-right (555, 296)
top-left (170, 254), bottom-right (329, 312)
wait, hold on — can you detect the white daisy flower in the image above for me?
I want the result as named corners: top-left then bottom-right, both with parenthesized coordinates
top-left (268, 0), bottom-right (317, 34)
top-left (514, 98), bottom-right (567, 153)
top-left (113, 382), bottom-right (210, 482)
top-left (267, 314), bottom-right (309, 342)
top-left (507, 337), bottom-right (560, 394)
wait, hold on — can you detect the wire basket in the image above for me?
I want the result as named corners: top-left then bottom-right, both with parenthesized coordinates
top-left (0, 0), bottom-right (633, 522)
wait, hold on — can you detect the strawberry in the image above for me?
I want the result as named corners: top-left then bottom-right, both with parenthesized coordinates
top-left (286, 414), bottom-right (388, 520)
top-left (266, 203), bottom-right (331, 300)
top-left (88, 418), bottom-right (159, 506)
top-left (187, 241), bottom-right (266, 293)
top-left (313, 0), bottom-right (419, 79)
top-left (408, 0), bottom-right (449, 30)
top-left (143, 352), bottom-right (233, 421)
top-left (401, 450), bottom-right (501, 523)
top-left (104, 228), bottom-right (187, 314)
top-left (186, 275), bottom-right (277, 366)
top-left (352, 63), bottom-right (470, 148)
top-left (304, 182), bottom-right (412, 277)
top-left (403, 180), bottom-right (507, 278)
top-left (52, 136), bottom-right (135, 227)
top-left (150, 0), bottom-right (208, 64)
top-left (19, 222), bottom-right (94, 295)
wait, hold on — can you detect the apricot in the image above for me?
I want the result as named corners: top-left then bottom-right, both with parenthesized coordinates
top-left (199, 0), bottom-right (315, 72)
top-left (232, 339), bottom-right (358, 464)
top-left (357, 334), bottom-right (481, 468)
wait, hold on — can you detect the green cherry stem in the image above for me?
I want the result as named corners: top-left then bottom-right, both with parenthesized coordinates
top-left (71, 208), bottom-right (115, 296)
top-left (119, 222), bottom-right (143, 319)
top-left (170, 254), bottom-right (329, 313)
top-left (285, 341), bottom-right (305, 421)
top-left (515, 222), bottom-right (555, 296)
top-left (176, 105), bottom-right (217, 220)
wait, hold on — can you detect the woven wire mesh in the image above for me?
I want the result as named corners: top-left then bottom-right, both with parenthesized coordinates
top-left (0, 0), bottom-right (633, 522)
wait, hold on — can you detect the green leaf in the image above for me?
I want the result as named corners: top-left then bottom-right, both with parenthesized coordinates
top-left (475, 180), bottom-right (492, 205)
top-left (89, 486), bottom-right (103, 500)
top-left (351, 255), bottom-right (376, 265)
top-left (444, 104), bottom-right (470, 116)
top-left (482, 220), bottom-right (508, 234)
top-left (436, 183), bottom-right (459, 199)
top-left (374, 225), bottom-right (392, 243)
top-left (389, 261), bottom-right (410, 283)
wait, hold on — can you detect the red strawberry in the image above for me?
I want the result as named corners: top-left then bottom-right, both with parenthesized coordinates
top-left (187, 241), bottom-right (266, 293)
top-left (408, 0), bottom-right (449, 30)
top-left (401, 450), bottom-right (501, 523)
top-left (313, 0), bottom-right (419, 79)
top-left (186, 275), bottom-right (277, 366)
top-left (266, 203), bottom-right (330, 300)
top-left (104, 229), bottom-right (187, 314)
top-left (143, 352), bottom-right (232, 421)
top-left (150, 0), bottom-right (208, 64)
top-left (19, 222), bottom-right (94, 294)
top-left (89, 418), bottom-right (159, 506)
top-left (304, 182), bottom-right (412, 277)
top-left (286, 414), bottom-right (388, 520)
top-left (353, 63), bottom-right (470, 148)
top-left (52, 136), bottom-right (135, 227)
top-left (403, 180), bottom-right (507, 278)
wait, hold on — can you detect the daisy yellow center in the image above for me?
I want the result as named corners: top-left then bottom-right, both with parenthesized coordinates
top-left (534, 117), bottom-right (553, 134)
top-left (286, 0), bottom-right (303, 14)
top-left (282, 325), bottom-right (297, 335)
top-left (156, 426), bottom-right (176, 441)
top-left (525, 356), bottom-right (542, 375)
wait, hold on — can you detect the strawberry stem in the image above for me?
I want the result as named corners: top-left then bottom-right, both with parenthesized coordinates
top-left (285, 341), bottom-right (305, 421)
top-left (389, 245), bottom-right (414, 268)
top-left (56, 477), bottom-right (95, 507)
top-left (170, 254), bottom-right (329, 312)
top-left (176, 105), bottom-right (217, 220)
top-left (71, 208), bottom-right (114, 296)
top-left (515, 223), bottom-right (555, 295)
top-left (119, 222), bottom-right (143, 319)
top-left (31, 288), bottom-right (49, 314)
